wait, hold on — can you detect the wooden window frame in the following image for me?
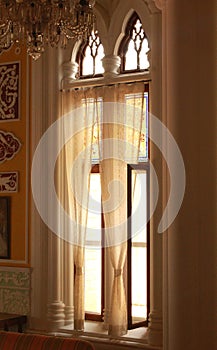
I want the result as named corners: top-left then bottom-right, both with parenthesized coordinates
top-left (127, 162), bottom-right (150, 329)
top-left (84, 83), bottom-right (150, 327)
top-left (85, 164), bottom-right (105, 322)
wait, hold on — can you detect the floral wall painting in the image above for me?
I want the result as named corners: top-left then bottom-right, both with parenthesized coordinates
top-left (0, 172), bottom-right (18, 193)
top-left (0, 197), bottom-right (10, 259)
top-left (0, 62), bottom-right (20, 121)
top-left (0, 130), bottom-right (21, 163)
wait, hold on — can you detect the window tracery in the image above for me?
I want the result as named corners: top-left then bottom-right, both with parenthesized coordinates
top-left (119, 13), bottom-right (150, 73)
top-left (76, 30), bottom-right (104, 78)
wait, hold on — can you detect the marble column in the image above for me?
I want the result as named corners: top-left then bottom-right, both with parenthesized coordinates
top-left (41, 46), bottom-right (65, 331)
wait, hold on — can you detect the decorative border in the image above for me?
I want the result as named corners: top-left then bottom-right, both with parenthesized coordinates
top-left (0, 197), bottom-right (10, 259)
top-left (0, 54), bottom-right (29, 265)
top-left (0, 130), bottom-right (22, 163)
top-left (0, 61), bottom-right (20, 121)
top-left (0, 172), bottom-right (18, 193)
top-left (0, 267), bottom-right (30, 315)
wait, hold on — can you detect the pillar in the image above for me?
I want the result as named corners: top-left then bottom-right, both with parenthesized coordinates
top-left (163, 1), bottom-right (216, 349)
top-left (47, 233), bottom-right (65, 331)
top-left (63, 241), bottom-right (74, 326)
top-left (147, 4), bottom-right (163, 347)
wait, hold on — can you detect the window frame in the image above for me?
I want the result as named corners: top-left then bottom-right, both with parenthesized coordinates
top-left (84, 84), bottom-right (150, 329)
top-left (85, 164), bottom-right (105, 322)
top-left (76, 11), bottom-right (151, 330)
top-left (127, 162), bottom-right (150, 329)
top-left (126, 82), bottom-right (150, 329)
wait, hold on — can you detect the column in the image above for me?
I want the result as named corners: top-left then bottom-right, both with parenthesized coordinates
top-left (30, 46), bottom-right (66, 331)
top-left (163, 1), bottom-right (216, 350)
top-left (63, 241), bottom-right (74, 326)
top-left (103, 251), bottom-right (113, 330)
top-left (147, 6), bottom-right (163, 347)
top-left (47, 233), bottom-right (65, 331)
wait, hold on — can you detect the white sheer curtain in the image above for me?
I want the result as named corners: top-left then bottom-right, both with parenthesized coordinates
top-left (60, 82), bottom-right (145, 335)
top-left (101, 82), bottom-right (145, 336)
top-left (60, 88), bottom-right (99, 330)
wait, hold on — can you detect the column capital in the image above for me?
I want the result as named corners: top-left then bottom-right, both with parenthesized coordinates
top-left (62, 61), bottom-right (79, 80)
top-left (101, 54), bottom-right (121, 79)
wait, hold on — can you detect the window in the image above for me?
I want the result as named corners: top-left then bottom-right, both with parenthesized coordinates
top-left (127, 163), bottom-right (150, 329)
top-left (64, 11), bottom-right (151, 335)
top-left (85, 165), bottom-right (104, 321)
top-left (76, 30), bottom-right (105, 78)
top-left (81, 86), bottom-right (150, 329)
top-left (119, 13), bottom-right (150, 73)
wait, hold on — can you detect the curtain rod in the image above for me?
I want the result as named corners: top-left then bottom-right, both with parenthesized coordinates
top-left (60, 72), bottom-right (151, 92)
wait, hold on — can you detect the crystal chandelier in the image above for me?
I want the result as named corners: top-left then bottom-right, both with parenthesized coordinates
top-left (0, 0), bottom-right (95, 60)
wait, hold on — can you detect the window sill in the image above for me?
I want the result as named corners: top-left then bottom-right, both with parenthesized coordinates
top-left (61, 71), bottom-right (151, 91)
top-left (57, 321), bottom-right (161, 350)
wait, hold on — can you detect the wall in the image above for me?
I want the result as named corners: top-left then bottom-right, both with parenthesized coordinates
top-left (0, 44), bottom-right (31, 315)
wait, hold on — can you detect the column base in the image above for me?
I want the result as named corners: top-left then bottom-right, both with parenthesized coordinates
top-left (147, 310), bottom-right (163, 347)
top-left (102, 308), bottom-right (110, 330)
top-left (47, 301), bottom-right (65, 331)
top-left (64, 305), bottom-right (74, 326)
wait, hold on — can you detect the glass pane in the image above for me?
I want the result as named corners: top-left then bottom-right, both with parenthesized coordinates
top-left (131, 170), bottom-right (148, 322)
top-left (95, 43), bottom-right (104, 75)
top-left (125, 92), bottom-right (149, 162)
top-left (124, 18), bottom-right (150, 71)
top-left (139, 92), bottom-right (149, 161)
top-left (82, 46), bottom-right (94, 76)
top-left (132, 247), bottom-right (147, 320)
top-left (85, 248), bottom-right (101, 314)
top-left (125, 40), bottom-right (137, 70)
top-left (81, 30), bottom-right (104, 76)
top-left (85, 173), bottom-right (102, 314)
top-left (81, 97), bottom-right (102, 163)
top-left (139, 38), bottom-right (150, 70)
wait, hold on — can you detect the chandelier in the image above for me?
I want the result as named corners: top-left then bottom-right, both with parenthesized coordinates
top-left (0, 0), bottom-right (95, 60)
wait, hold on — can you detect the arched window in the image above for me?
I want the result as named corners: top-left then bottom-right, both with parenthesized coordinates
top-left (62, 10), bottom-right (150, 335)
top-left (76, 30), bottom-right (105, 78)
top-left (119, 13), bottom-right (150, 73)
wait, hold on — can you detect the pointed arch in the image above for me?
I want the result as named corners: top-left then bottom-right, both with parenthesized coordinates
top-left (118, 12), bottom-right (150, 73)
top-left (110, 0), bottom-right (152, 56)
top-left (76, 29), bottom-right (105, 78)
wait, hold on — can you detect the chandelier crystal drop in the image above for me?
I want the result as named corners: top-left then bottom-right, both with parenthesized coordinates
top-left (0, 0), bottom-right (95, 60)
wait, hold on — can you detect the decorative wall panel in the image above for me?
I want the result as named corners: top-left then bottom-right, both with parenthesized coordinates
top-left (0, 267), bottom-right (30, 315)
top-left (0, 62), bottom-right (20, 121)
top-left (0, 130), bottom-right (21, 163)
top-left (0, 172), bottom-right (18, 192)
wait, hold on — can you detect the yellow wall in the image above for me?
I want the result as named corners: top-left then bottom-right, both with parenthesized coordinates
top-left (0, 44), bottom-right (30, 266)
